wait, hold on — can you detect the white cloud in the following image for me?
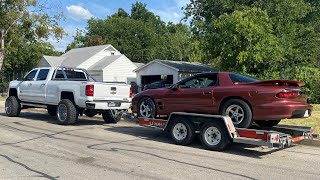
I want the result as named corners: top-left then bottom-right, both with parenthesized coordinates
top-left (151, 8), bottom-right (183, 23)
top-left (66, 5), bottom-right (93, 21)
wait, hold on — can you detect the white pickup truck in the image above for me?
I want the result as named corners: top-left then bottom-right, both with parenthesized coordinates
top-left (5, 67), bottom-right (132, 125)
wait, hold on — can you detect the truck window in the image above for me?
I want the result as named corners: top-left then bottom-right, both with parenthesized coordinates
top-left (64, 69), bottom-right (87, 81)
top-left (54, 70), bottom-right (65, 79)
top-left (25, 70), bottom-right (38, 81)
top-left (37, 69), bottom-right (49, 80)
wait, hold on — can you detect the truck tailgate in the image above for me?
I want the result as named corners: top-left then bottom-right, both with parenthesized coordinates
top-left (93, 82), bottom-right (130, 101)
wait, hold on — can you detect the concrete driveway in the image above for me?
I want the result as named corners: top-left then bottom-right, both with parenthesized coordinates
top-left (0, 102), bottom-right (319, 179)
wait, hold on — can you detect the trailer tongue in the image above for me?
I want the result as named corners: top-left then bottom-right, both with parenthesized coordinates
top-left (138, 112), bottom-right (312, 151)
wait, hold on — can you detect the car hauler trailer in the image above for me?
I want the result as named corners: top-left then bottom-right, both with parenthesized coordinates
top-left (137, 112), bottom-right (312, 151)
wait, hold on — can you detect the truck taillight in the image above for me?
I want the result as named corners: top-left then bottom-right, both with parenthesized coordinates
top-left (276, 91), bottom-right (299, 98)
top-left (130, 87), bottom-right (132, 98)
top-left (86, 85), bottom-right (94, 96)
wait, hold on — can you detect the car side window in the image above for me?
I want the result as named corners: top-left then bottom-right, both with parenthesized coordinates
top-left (37, 69), bottom-right (49, 81)
top-left (25, 70), bottom-right (38, 81)
top-left (179, 74), bottom-right (218, 89)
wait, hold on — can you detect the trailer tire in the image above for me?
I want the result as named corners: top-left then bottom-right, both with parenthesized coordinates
top-left (200, 122), bottom-right (230, 151)
top-left (56, 99), bottom-right (78, 125)
top-left (102, 110), bottom-right (120, 123)
top-left (5, 96), bottom-right (21, 117)
top-left (47, 105), bottom-right (57, 116)
top-left (255, 120), bottom-right (281, 127)
top-left (170, 117), bottom-right (195, 146)
top-left (221, 99), bottom-right (252, 128)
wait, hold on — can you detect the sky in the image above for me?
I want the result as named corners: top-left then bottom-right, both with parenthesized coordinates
top-left (48, 0), bottom-right (190, 52)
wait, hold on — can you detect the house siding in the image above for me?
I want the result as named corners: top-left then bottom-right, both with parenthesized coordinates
top-left (102, 56), bottom-right (137, 83)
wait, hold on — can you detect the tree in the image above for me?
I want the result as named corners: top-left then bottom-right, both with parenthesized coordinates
top-left (0, 0), bottom-right (64, 70)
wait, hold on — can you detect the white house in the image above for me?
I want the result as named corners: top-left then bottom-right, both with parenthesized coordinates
top-left (134, 59), bottom-right (215, 89)
top-left (37, 44), bottom-right (138, 83)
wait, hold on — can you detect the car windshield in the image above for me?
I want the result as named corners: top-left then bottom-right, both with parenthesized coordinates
top-left (229, 73), bottom-right (259, 83)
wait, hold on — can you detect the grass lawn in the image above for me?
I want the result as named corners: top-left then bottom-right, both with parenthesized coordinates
top-left (280, 104), bottom-right (320, 135)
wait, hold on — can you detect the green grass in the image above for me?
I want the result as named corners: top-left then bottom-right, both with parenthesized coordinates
top-left (280, 104), bottom-right (320, 135)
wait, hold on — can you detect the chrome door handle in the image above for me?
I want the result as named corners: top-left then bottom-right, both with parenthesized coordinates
top-left (203, 91), bottom-right (212, 95)
top-left (41, 83), bottom-right (45, 87)
top-left (28, 83), bottom-right (32, 86)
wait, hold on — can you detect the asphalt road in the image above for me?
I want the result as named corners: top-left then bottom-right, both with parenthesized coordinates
top-left (0, 101), bottom-right (319, 180)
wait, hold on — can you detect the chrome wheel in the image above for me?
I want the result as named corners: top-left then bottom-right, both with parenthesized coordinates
top-left (139, 99), bottom-right (153, 118)
top-left (57, 104), bottom-right (67, 121)
top-left (5, 99), bottom-right (12, 114)
top-left (172, 123), bottom-right (187, 141)
top-left (225, 104), bottom-right (244, 125)
top-left (204, 127), bottom-right (221, 146)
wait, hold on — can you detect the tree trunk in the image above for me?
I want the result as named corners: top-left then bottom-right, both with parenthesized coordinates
top-left (0, 50), bottom-right (4, 71)
top-left (0, 29), bottom-right (4, 70)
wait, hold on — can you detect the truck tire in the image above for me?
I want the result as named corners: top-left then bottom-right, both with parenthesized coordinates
top-left (102, 110), bottom-right (120, 123)
top-left (200, 122), bottom-right (230, 151)
top-left (221, 99), bottom-right (252, 128)
top-left (47, 105), bottom-right (57, 116)
top-left (56, 99), bottom-right (78, 125)
top-left (5, 96), bottom-right (21, 117)
top-left (84, 110), bottom-right (97, 117)
top-left (255, 120), bottom-right (281, 127)
top-left (170, 117), bottom-right (195, 145)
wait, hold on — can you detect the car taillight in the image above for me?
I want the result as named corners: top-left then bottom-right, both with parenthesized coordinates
top-left (86, 85), bottom-right (94, 96)
top-left (130, 87), bottom-right (132, 98)
top-left (276, 91), bottom-right (299, 98)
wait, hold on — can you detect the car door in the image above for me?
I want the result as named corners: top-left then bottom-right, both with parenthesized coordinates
top-left (163, 73), bottom-right (218, 114)
top-left (19, 69), bottom-right (39, 101)
top-left (29, 69), bottom-right (50, 103)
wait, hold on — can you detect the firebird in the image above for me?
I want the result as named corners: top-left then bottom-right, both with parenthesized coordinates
top-left (132, 72), bottom-right (312, 128)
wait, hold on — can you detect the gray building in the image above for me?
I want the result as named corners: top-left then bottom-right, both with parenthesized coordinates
top-left (134, 59), bottom-right (214, 90)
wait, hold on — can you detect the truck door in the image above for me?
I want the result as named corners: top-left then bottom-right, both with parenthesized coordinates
top-left (30, 69), bottom-right (50, 103)
top-left (19, 69), bottom-right (39, 101)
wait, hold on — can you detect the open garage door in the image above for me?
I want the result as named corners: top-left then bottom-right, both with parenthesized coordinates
top-left (141, 75), bottom-right (173, 90)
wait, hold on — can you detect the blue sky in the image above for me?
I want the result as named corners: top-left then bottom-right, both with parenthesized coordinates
top-left (49, 0), bottom-right (189, 52)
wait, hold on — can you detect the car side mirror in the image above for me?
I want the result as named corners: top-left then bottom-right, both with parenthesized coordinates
top-left (170, 84), bottom-right (179, 91)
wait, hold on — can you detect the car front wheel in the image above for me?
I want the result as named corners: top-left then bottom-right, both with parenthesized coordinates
top-left (138, 97), bottom-right (156, 118)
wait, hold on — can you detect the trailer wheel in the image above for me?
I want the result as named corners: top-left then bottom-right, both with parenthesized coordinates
top-left (221, 99), bottom-right (252, 128)
top-left (47, 105), bottom-right (57, 116)
top-left (84, 110), bottom-right (97, 117)
top-left (200, 122), bottom-right (230, 151)
top-left (5, 96), bottom-right (21, 117)
top-left (102, 110), bottom-right (120, 123)
top-left (56, 99), bottom-right (78, 125)
top-left (255, 120), bottom-right (281, 127)
top-left (170, 118), bottom-right (195, 145)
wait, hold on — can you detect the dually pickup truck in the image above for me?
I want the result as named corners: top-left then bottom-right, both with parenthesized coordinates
top-left (5, 67), bottom-right (132, 124)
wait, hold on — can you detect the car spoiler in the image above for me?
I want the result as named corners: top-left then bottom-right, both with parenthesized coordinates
top-left (235, 80), bottom-right (304, 87)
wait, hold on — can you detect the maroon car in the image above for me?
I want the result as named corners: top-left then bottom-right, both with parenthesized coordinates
top-left (132, 72), bottom-right (312, 128)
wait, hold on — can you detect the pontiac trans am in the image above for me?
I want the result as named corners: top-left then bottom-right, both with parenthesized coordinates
top-left (132, 72), bottom-right (312, 128)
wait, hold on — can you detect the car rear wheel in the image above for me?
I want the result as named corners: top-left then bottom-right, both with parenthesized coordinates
top-left (221, 99), bottom-right (253, 128)
top-left (255, 120), bottom-right (281, 127)
top-left (138, 97), bottom-right (156, 118)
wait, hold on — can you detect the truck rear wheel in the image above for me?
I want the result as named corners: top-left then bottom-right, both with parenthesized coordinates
top-left (102, 110), bottom-right (120, 123)
top-left (5, 96), bottom-right (21, 117)
top-left (170, 117), bottom-right (195, 145)
top-left (56, 99), bottom-right (78, 125)
top-left (200, 122), bottom-right (230, 151)
top-left (84, 110), bottom-right (97, 117)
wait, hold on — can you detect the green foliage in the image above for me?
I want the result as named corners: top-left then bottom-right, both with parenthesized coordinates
top-left (67, 3), bottom-right (194, 63)
top-left (185, 0), bottom-right (320, 103)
